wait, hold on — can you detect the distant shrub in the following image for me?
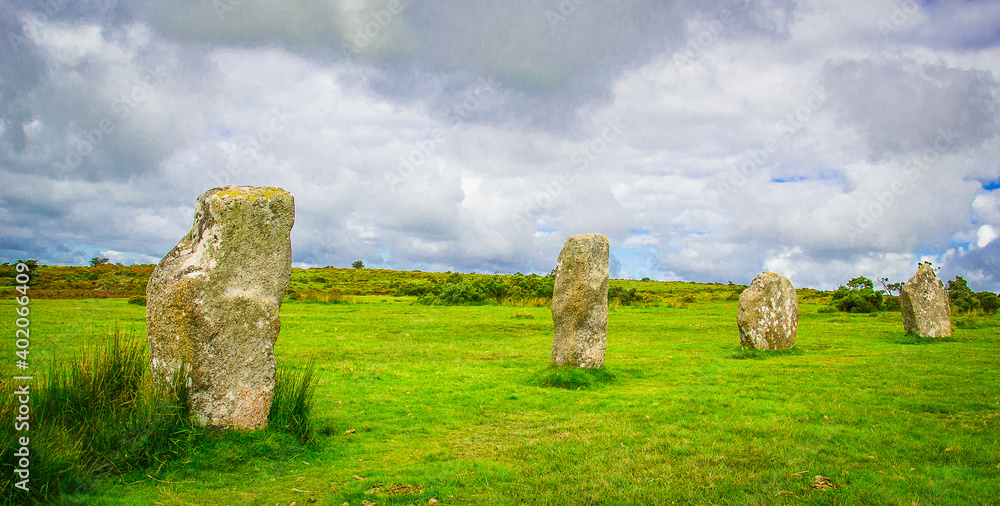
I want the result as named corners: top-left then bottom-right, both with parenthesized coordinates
top-left (948, 276), bottom-right (976, 314)
top-left (946, 276), bottom-right (999, 315)
top-left (641, 277), bottom-right (651, 282)
top-left (609, 286), bottom-right (642, 306)
top-left (286, 288), bottom-right (352, 304)
top-left (882, 295), bottom-right (901, 311)
top-left (830, 276), bottom-right (884, 313)
top-left (395, 280), bottom-right (437, 297)
top-left (412, 274), bottom-right (555, 306)
top-left (976, 292), bottom-right (999, 314)
top-left (726, 281), bottom-right (746, 301)
top-left (127, 296), bottom-right (146, 306)
top-left (417, 281), bottom-right (489, 306)
top-left (351, 260), bottom-right (365, 269)
top-left (89, 257), bottom-right (110, 267)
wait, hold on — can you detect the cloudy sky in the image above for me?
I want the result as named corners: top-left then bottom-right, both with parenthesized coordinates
top-left (2, 0), bottom-right (999, 291)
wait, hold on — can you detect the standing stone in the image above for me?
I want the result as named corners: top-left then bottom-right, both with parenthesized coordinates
top-left (737, 272), bottom-right (798, 350)
top-left (551, 234), bottom-right (609, 368)
top-left (146, 186), bottom-right (294, 429)
top-left (900, 264), bottom-right (951, 338)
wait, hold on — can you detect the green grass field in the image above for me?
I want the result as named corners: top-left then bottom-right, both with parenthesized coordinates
top-left (1, 288), bottom-right (999, 504)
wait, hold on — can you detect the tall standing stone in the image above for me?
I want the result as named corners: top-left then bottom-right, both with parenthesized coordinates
top-left (551, 234), bottom-right (609, 369)
top-left (737, 272), bottom-right (798, 350)
top-left (900, 264), bottom-right (951, 338)
top-left (146, 186), bottom-right (294, 429)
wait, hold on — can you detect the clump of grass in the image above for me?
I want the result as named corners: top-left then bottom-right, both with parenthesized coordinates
top-left (268, 362), bottom-right (317, 445)
top-left (728, 345), bottom-right (804, 360)
top-left (0, 328), bottom-right (317, 504)
top-left (1, 328), bottom-right (196, 503)
top-left (530, 365), bottom-right (616, 390)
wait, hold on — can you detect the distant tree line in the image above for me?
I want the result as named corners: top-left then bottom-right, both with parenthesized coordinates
top-left (410, 272), bottom-right (556, 306)
top-left (828, 272), bottom-right (999, 315)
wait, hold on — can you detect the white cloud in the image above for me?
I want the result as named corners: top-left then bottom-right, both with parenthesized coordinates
top-left (978, 225), bottom-right (998, 248)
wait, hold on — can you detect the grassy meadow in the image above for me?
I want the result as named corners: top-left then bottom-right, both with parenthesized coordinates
top-left (1, 268), bottom-right (999, 504)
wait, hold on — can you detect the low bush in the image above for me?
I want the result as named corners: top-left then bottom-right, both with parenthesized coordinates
top-left (829, 276), bottom-right (884, 313)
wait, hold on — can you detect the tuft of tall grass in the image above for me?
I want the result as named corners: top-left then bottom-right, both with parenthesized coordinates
top-left (268, 361), bottom-right (316, 445)
top-left (1, 328), bottom-right (196, 504)
top-left (1, 327), bottom-right (317, 504)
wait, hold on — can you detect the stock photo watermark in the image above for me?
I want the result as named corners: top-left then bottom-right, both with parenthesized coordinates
top-left (52, 66), bottom-right (168, 179)
top-left (12, 262), bottom-right (34, 493)
top-left (384, 77), bottom-right (499, 190)
top-left (546, 0), bottom-right (586, 32)
top-left (317, 78), bottom-right (499, 256)
top-left (716, 86), bottom-right (828, 194)
top-left (211, 0), bottom-right (247, 21)
top-left (671, 0), bottom-right (750, 70)
top-left (210, 108), bottom-right (293, 187)
top-left (340, 0), bottom-right (406, 58)
top-left (512, 116), bottom-right (628, 230)
top-left (878, 0), bottom-right (920, 39)
top-left (852, 127), bottom-right (959, 232)
top-left (5, 0), bottom-right (69, 53)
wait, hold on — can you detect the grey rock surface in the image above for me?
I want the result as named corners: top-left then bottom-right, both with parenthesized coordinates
top-left (900, 264), bottom-right (951, 338)
top-left (551, 234), bottom-right (609, 368)
top-left (146, 186), bottom-right (294, 429)
top-left (737, 272), bottom-right (798, 350)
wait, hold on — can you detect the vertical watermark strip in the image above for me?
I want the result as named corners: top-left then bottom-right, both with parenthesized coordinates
top-left (12, 261), bottom-right (33, 493)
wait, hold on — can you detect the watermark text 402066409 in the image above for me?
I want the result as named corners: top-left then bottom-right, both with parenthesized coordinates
top-left (12, 262), bottom-right (34, 492)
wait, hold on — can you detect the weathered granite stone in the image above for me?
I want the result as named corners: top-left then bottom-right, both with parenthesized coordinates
top-left (900, 264), bottom-right (951, 338)
top-left (146, 186), bottom-right (294, 429)
top-left (737, 272), bottom-right (798, 350)
top-left (551, 234), bottom-right (609, 368)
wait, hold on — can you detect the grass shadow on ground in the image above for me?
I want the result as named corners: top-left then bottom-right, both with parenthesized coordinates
top-left (528, 365), bottom-right (617, 390)
top-left (727, 345), bottom-right (805, 360)
top-left (894, 334), bottom-right (959, 345)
